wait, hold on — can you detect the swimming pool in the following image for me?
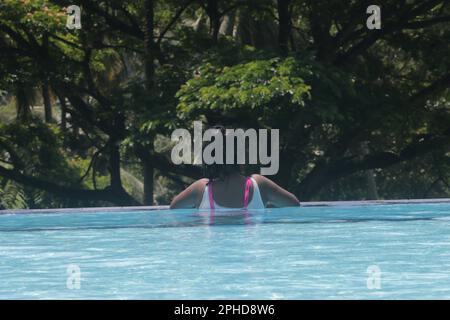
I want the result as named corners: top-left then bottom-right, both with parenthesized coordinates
top-left (1, 200), bottom-right (450, 299)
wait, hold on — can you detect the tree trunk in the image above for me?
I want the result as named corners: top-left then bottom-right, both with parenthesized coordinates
top-left (143, 160), bottom-right (154, 205)
top-left (219, 13), bottom-right (235, 36)
top-left (42, 82), bottom-right (52, 123)
top-left (58, 94), bottom-right (67, 132)
top-left (16, 83), bottom-right (31, 122)
top-left (109, 139), bottom-right (123, 191)
top-left (193, 13), bottom-right (206, 32)
top-left (277, 0), bottom-right (292, 55)
top-left (143, 0), bottom-right (155, 205)
top-left (366, 170), bottom-right (379, 199)
top-left (206, 0), bottom-right (221, 43)
top-left (360, 142), bottom-right (379, 199)
top-left (309, 2), bottom-right (334, 62)
top-left (234, 9), bottom-right (252, 45)
top-left (41, 32), bottom-right (52, 123)
top-left (144, 0), bottom-right (155, 90)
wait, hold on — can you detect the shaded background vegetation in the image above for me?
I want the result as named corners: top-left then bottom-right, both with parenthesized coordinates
top-left (0, 0), bottom-right (449, 209)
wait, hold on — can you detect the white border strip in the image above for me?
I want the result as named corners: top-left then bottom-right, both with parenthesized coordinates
top-left (1, 198), bottom-right (450, 215)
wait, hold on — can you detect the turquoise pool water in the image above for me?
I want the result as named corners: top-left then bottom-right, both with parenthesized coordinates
top-left (1, 203), bottom-right (450, 299)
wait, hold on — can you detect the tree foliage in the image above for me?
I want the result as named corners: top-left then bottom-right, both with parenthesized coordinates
top-left (0, 0), bottom-right (449, 208)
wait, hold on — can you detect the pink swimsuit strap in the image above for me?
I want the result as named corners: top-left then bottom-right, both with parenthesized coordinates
top-left (243, 177), bottom-right (252, 208)
top-left (208, 181), bottom-right (215, 210)
top-left (208, 177), bottom-right (252, 210)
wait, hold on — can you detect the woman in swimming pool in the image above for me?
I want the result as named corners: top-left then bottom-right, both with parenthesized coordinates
top-left (170, 126), bottom-right (300, 209)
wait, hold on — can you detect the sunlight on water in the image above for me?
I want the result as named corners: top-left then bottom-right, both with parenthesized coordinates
top-left (1, 203), bottom-right (450, 299)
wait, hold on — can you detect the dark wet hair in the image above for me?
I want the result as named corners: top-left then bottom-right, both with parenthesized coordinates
top-left (203, 125), bottom-right (241, 182)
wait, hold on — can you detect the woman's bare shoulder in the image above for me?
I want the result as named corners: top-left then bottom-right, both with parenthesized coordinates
top-left (185, 178), bottom-right (209, 195)
top-left (250, 174), bottom-right (280, 193)
top-left (194, 178), bottom-right (209, 190)
top-left (250, 174), bottom-right (272, 185)
top-left (170, 178), bottom-right (209, 209)
top-left (250, 174), bottom-right (300, 207)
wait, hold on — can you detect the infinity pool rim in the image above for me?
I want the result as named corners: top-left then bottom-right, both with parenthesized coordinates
top-left (1, 198), bottom-right (450, 215)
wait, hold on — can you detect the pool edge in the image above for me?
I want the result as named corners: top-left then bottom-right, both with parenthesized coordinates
top-left (1, 198), bottom-right (450, 215)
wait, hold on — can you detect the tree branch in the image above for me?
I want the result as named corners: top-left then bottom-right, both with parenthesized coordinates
top-left (50, 0), bottom-right (144, 39)
top-left (402, 15), bottom-right (450, 29)
top-left (0, 165), bottom-right (141, 206)
top-left (334, 0), bottom-right (447, 64)
top-left (157, 0), bottom-right (194, 45)
top-left (297, 127), bottom-right (450, 199)
top-left (410, 73), bottom-right (450, 106)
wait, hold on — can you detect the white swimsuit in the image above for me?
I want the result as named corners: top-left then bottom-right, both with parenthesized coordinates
top-left (198, 177), bottom-right (265, 210)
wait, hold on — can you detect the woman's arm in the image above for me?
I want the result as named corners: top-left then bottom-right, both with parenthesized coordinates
top-left (169, 179), bottom-right (208, 209)
top-left (252, 174), bottom-right (300, 207)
